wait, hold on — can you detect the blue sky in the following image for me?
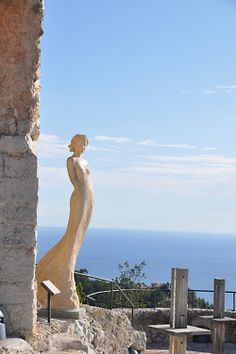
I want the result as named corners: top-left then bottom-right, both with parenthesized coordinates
top-left (38, 0), bottom-right (236, 233)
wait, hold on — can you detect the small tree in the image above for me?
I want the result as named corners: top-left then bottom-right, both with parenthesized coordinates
top-left (115, 260), bottom-right (147, 288)
top-left (75, 268), bottom-right (89, 303)
top-left (115, 260), bottom-right (147, 307)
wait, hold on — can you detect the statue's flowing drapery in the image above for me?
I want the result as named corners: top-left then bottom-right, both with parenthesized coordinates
top-left (36, 147), bottom-right (93, 309)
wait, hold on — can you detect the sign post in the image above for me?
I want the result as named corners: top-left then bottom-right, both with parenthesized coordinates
top-left (41, 280), bottom-right (61, 323)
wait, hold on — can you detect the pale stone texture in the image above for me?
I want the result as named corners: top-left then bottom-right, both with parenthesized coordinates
top-left (0, 338), bottom-right (34, 354)
top-left (0, 0), bottom-right (43, 336)
top-left (28, 306), bottom-right (146, 353)
top-left (36, 135), bottom-right (93, 310)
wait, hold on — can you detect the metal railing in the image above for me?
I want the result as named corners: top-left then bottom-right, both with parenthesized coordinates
top-left (74, 271), bottom-right (135, 324)
top-left (87, 287), bottom-right (171, 310)
top-left (188, 289), bottom-right (236, 311)
top-left (75, 272), bottom-right (236, 316)
top-left (87, 288), bottom-right (236, 311)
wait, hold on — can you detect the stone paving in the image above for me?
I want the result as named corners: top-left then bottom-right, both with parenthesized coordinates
top-left (145, 342), bottom-right (236, 354)
top-left (145, 350), bottom-right (211, 354)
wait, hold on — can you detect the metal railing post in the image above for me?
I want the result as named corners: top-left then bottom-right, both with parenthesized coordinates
top-left (110, 282), bottom-right (113, 310)
top-left (131, 307), bottom-right (134, 326)
top-left (122, 290), bottom-right (125, 308)
top-left (154, 291), bottom-right (157, 308)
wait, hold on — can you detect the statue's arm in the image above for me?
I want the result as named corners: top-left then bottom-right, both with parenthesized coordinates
top-left (67, 157), bottom-right (79, 189)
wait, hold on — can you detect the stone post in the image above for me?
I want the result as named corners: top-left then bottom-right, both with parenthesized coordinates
top-left (213, 279), bottom-right (225, 354)
top-left (149, 268), bottom-right (210, 353)
top-left (169, 268), bottom-right (188, 354)
top-left (0, 0), bottom-right (43, 336)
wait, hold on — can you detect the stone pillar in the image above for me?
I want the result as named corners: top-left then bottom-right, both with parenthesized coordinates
top-left (0, 0), bottom-right (43, 336)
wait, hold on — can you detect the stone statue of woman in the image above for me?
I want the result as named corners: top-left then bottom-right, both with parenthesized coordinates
top-left (36, 134), bottom-right (93, 310)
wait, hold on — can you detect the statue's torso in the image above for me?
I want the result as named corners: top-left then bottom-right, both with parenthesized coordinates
top-left (67, 156), bottom-right (93, 194)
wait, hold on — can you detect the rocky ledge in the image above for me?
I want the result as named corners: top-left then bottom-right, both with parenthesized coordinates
top-left (0, 306), bottom-right (146, 354)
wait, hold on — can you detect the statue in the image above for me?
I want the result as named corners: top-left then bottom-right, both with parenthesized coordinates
top-left (36, 134), bottom-right (93, 309)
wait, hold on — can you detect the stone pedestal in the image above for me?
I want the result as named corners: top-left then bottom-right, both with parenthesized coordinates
top-left (38, 307), bottom-right (86, 320)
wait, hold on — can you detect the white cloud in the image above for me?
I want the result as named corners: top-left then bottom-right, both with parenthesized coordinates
top-left (180, 89), bottom-right (196, 94)
top-left (201, 147), bottom-right (217, 151)
top-left (39, 146), bottom-right (236, 182)
top-left (145, 154), bottom-right (236, 164)
top-left (140, 139), bottom-right (157, 147)
top-left (39, 134), bottom-right (61, 143)
top-left (38, 134), bottom-right (116, 158)
top-left (225, 117), bottom-right (236, 123)
top-left (39, 166), bottom-right (68, 187)
top-left (139, 140), bottom-right (216, 151)
top-left (140, 140), bottom-right (198, 149)
top-left (38, 134), bottom-right (68, 158)
top-left (129, 163), bottom-right (236, 176)
top-left (39, 156), bottom-right (236, 199)
top-left (39, 134), bottom-right (216, 162)
top-left (213, 85), bottom-right (236, 94)
top-left (94, 135), bottom-right (131, 143)
top-left (87, 145), bottom-right (117, 152)
top-left (127, 154), bottom-right (236, 177)
top-left (200, 90), bottom-right (217, 95)
top-left (181, 84), bottom-right (236, 95)
top-left (38, 151), bottom-right (236, 233)
top-left (216, 85), bottom-right (236, 90)
top-left (158, 143), bottom-right (198, 149)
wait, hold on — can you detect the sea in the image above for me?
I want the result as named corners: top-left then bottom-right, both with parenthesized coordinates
top-left (37, 227), bottom-right (236, 309)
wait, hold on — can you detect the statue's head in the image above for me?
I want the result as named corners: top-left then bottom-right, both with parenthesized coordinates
top-left (69, 134), bottom-right (89, 154)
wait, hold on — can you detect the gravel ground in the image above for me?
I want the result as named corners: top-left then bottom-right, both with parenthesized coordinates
top-left (145, 342), bottom-right (236, 354)
top-left (145, 351), bottom-right (211, 354)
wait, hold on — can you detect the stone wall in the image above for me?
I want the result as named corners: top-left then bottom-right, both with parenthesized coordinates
top-left (121, 308), bottom-right (236, 345)
top-left (26, 306), bottom-right (146, 354)
top-left (0, 0), bottom-right (43, 336)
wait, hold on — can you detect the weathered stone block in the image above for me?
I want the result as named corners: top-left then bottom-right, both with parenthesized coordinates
top-left (5, 204), bottom-right (37, 226)
top-left (0, 246), bottom-right (36, 282)
top-left (0, 303), bottom-right (35, 337)
top-left (0, 136), bottom-right (31, 155)
top-left (0, 338), bottom-right (34, 354)
top-left (0, 281), bottom-right (34, 304)
top-left (0, 156), bottom-right (3, 177)
top-left (0, 177), bottom-right (38, 205)
top-left (4, 155), bottom-right (37, 178)
top-left (0, 223), bottom-right (36, 248)
top-left (0, 210), bottom-right (4, 224)
top-left (0, 204), bottom-right (37, 226)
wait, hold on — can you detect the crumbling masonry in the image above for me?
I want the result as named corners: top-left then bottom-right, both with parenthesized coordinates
top-left (0, 0), bottom-right (43, 336)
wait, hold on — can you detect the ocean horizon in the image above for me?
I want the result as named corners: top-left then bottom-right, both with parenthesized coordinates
top-left (37, 226), bottom-right (236, 308)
